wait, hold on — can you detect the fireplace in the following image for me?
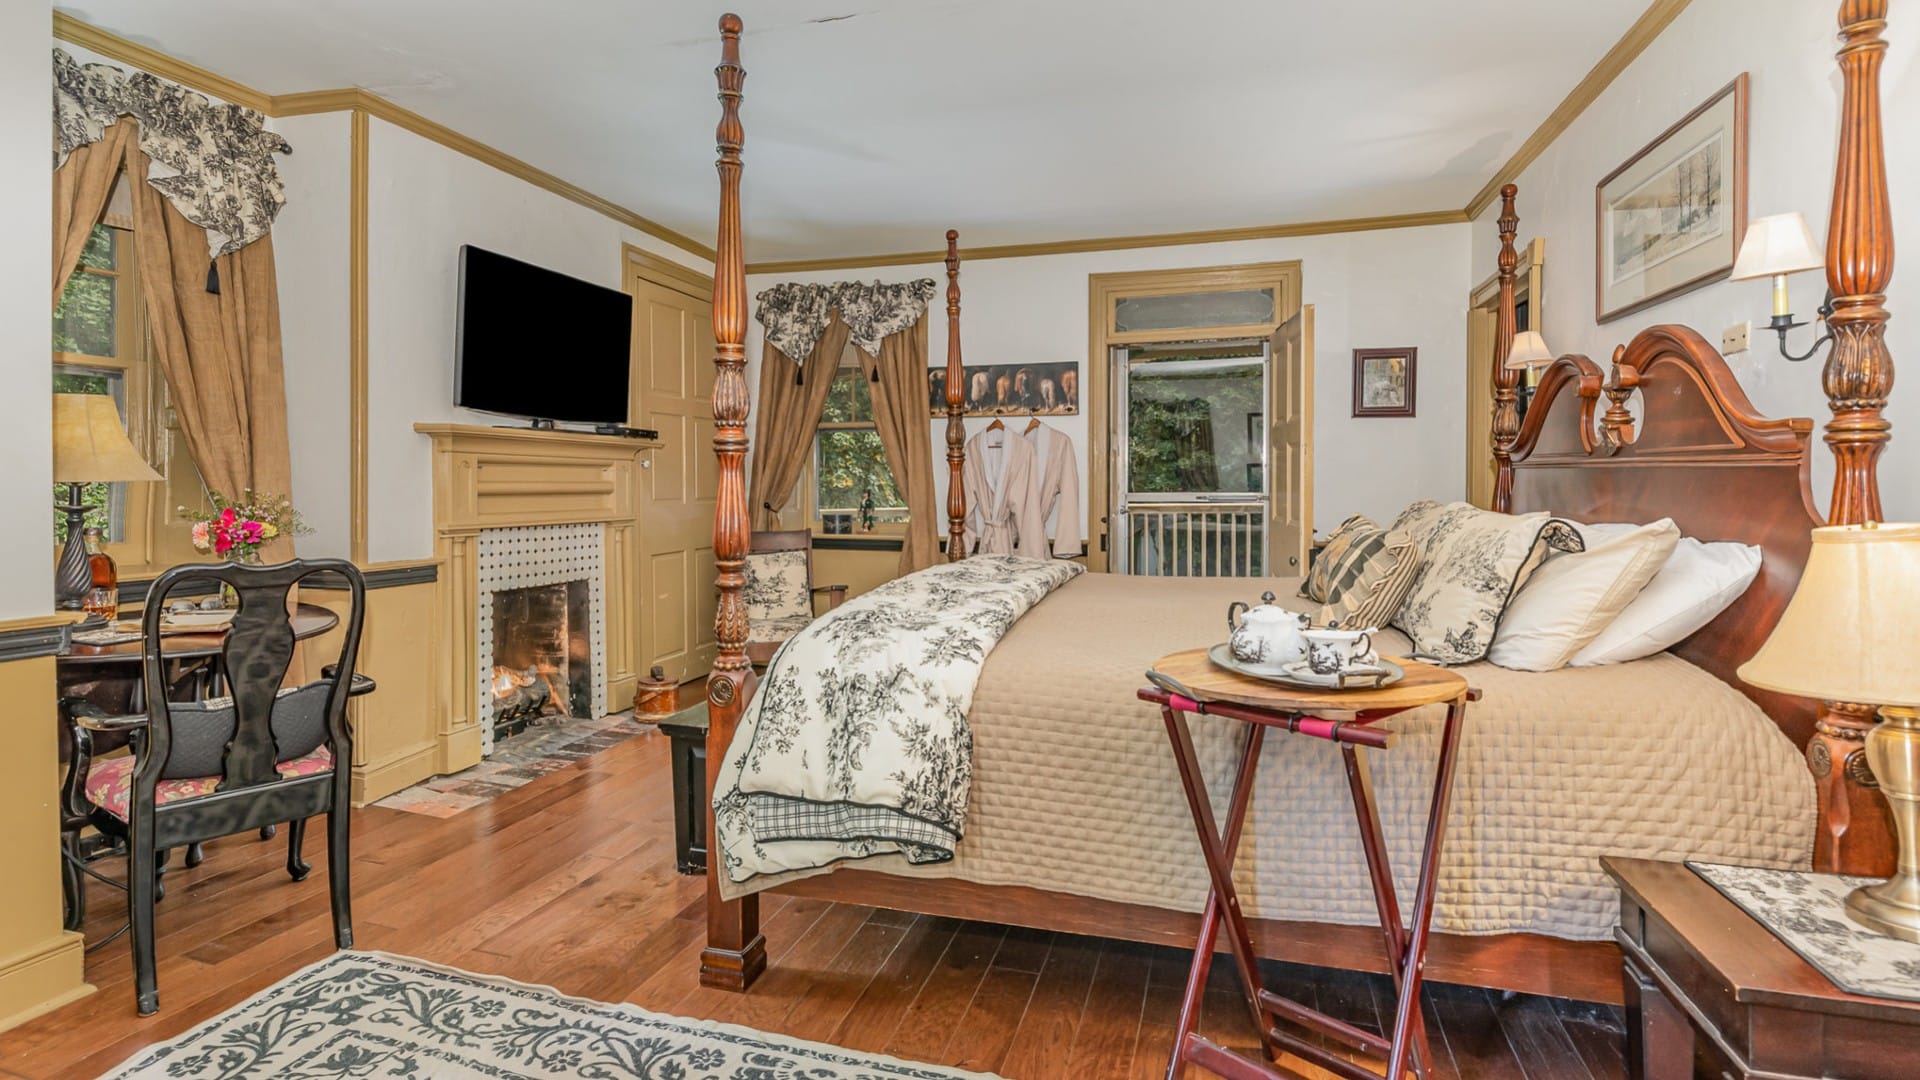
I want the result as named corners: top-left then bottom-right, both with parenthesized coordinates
top-left (488, 580), bottom-right (592, 742)
top-left (475, 523), bottom-right (611, 755)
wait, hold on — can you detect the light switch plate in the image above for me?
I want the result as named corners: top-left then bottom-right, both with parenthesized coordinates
top-left (1722, 321), bottom-right (1751, 354)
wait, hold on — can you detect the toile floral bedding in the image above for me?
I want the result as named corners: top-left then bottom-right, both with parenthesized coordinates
top-left (713, 556), bottom-right (1083, 884)
top-left (713, 571), bottom-right (1814, 944)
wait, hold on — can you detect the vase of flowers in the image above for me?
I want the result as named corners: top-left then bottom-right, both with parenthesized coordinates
top-left (182, 490), bottom-right (310, 606)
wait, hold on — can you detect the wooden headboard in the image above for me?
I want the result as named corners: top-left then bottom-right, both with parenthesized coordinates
top-left (1504, 330), bottom-right (1821, 748)
top-left (1491, 1), bottom-right (1898, 877)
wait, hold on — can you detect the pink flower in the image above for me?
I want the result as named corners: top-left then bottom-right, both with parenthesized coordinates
top-left (214, 531), bottom-right (233, 555)
top-left (191, 522), bottom-right (209, 550)
top-left (218, 507), bottom-right (237, 527)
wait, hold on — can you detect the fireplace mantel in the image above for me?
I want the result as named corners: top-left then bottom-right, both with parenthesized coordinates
top-left (416, 423), bottom-right (661, 773)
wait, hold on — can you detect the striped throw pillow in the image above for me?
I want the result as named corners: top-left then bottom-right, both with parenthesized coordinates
top-left (1301, 515), bottom-right (1421, 631)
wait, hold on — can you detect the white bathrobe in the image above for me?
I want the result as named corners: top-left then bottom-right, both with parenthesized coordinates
top-left (1023, 422), bottom-right (1082, 558)
top-left (962, 427), bottom-right (1049, 558)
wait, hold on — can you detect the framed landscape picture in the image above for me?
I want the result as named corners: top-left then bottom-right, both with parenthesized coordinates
top-left (1351, 348), bottom-right (1416, 418)
top-left (927, 361), bottom-right (1079, 417)
top-left (1596, 73), bottom-right (1748, 323)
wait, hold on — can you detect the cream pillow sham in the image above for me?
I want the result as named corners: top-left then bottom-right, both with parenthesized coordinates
top-left (1568, 532), bottom-right (1762, 666)
top-left (1487, 519), bottom-right (1681, 672)
top-left (1389, 501), bottom-right (1584, 664)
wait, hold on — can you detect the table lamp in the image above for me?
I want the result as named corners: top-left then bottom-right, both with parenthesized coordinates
top-left (1739, 522), bottom-right (1920, 942)
top-left (52, 392), bottom-right (161, 610)
top-left (1503, 330), bottom-right (1555, 374)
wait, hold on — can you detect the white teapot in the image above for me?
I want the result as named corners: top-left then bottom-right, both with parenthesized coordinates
top-left (1226, 591), bottom-right (1309, 669)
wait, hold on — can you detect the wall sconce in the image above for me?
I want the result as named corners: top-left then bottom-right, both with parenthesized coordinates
top-left (1730, 212), bottom-right (1832, 362)
top-left (1505, 330), bottom-right (1554, 415)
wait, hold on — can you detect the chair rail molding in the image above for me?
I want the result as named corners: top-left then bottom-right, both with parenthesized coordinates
top-left (415, 424), bottom-right (660, 775)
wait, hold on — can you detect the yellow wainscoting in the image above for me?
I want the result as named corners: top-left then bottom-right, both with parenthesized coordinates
top-left (0, 654), bottom-right (91, 1031)
top-left (301, 571), bottom-right (447, 806)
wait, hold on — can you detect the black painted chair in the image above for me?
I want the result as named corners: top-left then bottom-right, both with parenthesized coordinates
top-left (71, 559), bottom-right (371, 1015)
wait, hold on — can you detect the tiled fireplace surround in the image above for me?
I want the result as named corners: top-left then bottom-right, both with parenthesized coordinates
top-left (416, 423), bottom-right (657, 776)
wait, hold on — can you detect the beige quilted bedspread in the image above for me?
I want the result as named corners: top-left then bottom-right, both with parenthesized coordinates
top-left (727, 572), bottom-right (1814, 941)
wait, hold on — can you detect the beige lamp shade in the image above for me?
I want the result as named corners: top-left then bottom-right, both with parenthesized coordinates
top-left (1738, 523), bottom-right (1920, 707)
top-left (52, 393), bottom-right (162, 484)
top-left (1504, 330), bottom-right (1555, 371)
top-left (1730, 212), bottom-right (1825, 281)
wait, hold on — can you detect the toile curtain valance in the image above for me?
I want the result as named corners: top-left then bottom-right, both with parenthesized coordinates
top-left (756, 278), bottom-right (937, 360)
top-left (53, 47), bottom-right (291, 257)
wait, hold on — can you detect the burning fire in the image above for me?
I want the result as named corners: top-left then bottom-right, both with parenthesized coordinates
top-left (490, 664), bottom-right (573, 719)
top-left (491, 666), bottom-right (536, 698)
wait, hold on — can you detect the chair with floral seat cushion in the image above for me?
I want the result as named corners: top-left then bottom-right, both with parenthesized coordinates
top-left (744, 530), bottom-right (847, 666)
top-left (72, 559), bottom-right (369, 1015)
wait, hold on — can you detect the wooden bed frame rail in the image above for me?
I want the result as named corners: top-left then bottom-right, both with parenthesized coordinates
top-left (700, 1), bottom-right (1898, 999)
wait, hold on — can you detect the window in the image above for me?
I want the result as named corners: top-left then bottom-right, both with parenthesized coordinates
top-left (53, 224), bottom-right (139, 543)
top-left (52, 219), bottom-right (208, 574)
top-left (811, 361), bottom-right (906, 534)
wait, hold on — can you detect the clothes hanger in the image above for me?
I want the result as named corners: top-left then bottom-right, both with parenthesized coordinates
top-left (985, 417), bottom-right (1005, 432)
top-left (1023, 417), bottom-right (1043, 435)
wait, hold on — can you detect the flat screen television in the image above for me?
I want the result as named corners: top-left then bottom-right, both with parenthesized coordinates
top-left (455, 245), bottom-right (633, 426)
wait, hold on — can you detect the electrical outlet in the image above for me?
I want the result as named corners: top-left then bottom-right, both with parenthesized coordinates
top-left (1722, 321), bottom-right (1751, 354)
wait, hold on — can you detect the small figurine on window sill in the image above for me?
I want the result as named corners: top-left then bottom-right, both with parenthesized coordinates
top-left (858, 489), bottom-right (876, 534)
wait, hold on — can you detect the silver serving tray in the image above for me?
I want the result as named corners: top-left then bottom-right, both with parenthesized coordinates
top-left (1207, 643), bottom-right (1405, 690)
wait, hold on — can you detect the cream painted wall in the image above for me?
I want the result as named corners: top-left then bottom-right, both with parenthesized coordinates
top-left (362, 117), bottom-right (713, 563)
top-left (3, 15), bottom-right (54, 619)
top-left (1472, 0), bottom-right (1919, 521)
top-left (745, 221), bottom-right (1474, 548)
top-left (273, 112), bottom-right (354, 559)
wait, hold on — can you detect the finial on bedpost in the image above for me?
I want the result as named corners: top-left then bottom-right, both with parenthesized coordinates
top-left (1808, 0), bottom-right (1898, 881)
top-left (1490, 184), bottom-right (1522, 512)
top-left (702, 11), bottom-right (767, 992)
top-left (945, 230), bottom-right (967, 561)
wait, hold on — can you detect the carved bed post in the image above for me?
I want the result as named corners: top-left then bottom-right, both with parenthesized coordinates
top-left (1490, 184), bottom-right (1522, 512)
top-left (701, 13), bottom-right (767, 991)
top-left (1809, 0), bottom-right (1897, 878)
top-left (945, 231), bottom-right (967, 560)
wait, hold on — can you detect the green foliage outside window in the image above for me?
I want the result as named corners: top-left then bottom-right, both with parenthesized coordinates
top-left (1127, 357), bottom-right (1264, 495)
top-left (54, 228), bottom-right (117, 357)
top-left (815, 368), bottom-right (905, 519)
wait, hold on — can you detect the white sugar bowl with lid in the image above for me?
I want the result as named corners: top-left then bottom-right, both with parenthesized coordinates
top-left (1225, 591), bottom-right (1309, 671)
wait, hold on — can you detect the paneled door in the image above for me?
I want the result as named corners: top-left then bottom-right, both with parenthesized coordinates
top-left (1270, 306), bottom-right (1313, 574)
top-left (627, 261), bottom-right (717, 684)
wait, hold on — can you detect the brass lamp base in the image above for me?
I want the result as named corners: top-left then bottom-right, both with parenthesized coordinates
top-left (1846, 706), bottom-right (1920, 943)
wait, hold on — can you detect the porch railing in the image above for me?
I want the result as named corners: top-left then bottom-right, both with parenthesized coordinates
top-left (1121, 502), bottom-right (1267, 577)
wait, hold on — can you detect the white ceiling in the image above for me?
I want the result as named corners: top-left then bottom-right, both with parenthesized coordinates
top-left (56, 1), bottom-right (1651, 262)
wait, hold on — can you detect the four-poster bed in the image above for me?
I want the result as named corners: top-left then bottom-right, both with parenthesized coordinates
top-left (698, 0), bottom-right (1898, 1005)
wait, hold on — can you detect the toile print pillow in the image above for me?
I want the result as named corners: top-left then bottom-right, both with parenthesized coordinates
top-left (1390, 502), bottom-right (1584, 664)
top-left (743, 549), bottom-right (812, 624)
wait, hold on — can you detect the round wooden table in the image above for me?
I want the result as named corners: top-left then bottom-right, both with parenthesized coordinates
top-left (58, 603), bottom-right (340, 665)
top-left (1141, 648), bottom-right (1477, 1080)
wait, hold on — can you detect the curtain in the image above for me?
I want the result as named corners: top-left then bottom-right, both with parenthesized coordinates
top-left (747, 319), bottom-right (850, 531)
top-left (858, 318), bottom-right (938, 573)
top-left (125, 139), bottom-right (298, 561)
top-left (53, 118), bottom-right (137, 303)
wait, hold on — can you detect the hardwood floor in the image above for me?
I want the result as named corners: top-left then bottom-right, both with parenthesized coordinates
top-left (3, 725), bottom-right (1626, 1079)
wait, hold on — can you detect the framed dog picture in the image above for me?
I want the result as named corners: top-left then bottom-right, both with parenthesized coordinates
top-left (1351, 348), bottom-right (1416, 418)
top-left (1596, 74), bottom-right (1748, 322)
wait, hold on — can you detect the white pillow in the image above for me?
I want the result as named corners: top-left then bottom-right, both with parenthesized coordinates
top-left (1488, 519), bottom-right (1681, 671)
top-left (1568, 531), bottom-right (1762, 666)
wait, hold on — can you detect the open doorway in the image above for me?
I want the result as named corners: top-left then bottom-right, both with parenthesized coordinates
top-left (1088, 262), bottom-right (1309, 576)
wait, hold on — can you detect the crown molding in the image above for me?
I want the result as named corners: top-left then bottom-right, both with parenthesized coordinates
top-left (52, 12), bottom-right (274, 114)
top-left (52, 15), bottom-right (715, 263)
top-left (745, 208), bottom-right (1473, 276)
top-left (58, 2), bottom-right (1693, 277)
top-left (1464, 0), bottom-right (1694, 219)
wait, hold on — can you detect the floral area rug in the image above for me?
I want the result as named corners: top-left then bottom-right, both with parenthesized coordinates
top-left (1691, 861), bottom-right (1920, 1002)
top-left (103, 950), bottom-right (999, 1079)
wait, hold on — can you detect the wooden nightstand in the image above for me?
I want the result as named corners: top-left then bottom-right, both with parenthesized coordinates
top-left (1604, 856), bottom-right (1920, 1079)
